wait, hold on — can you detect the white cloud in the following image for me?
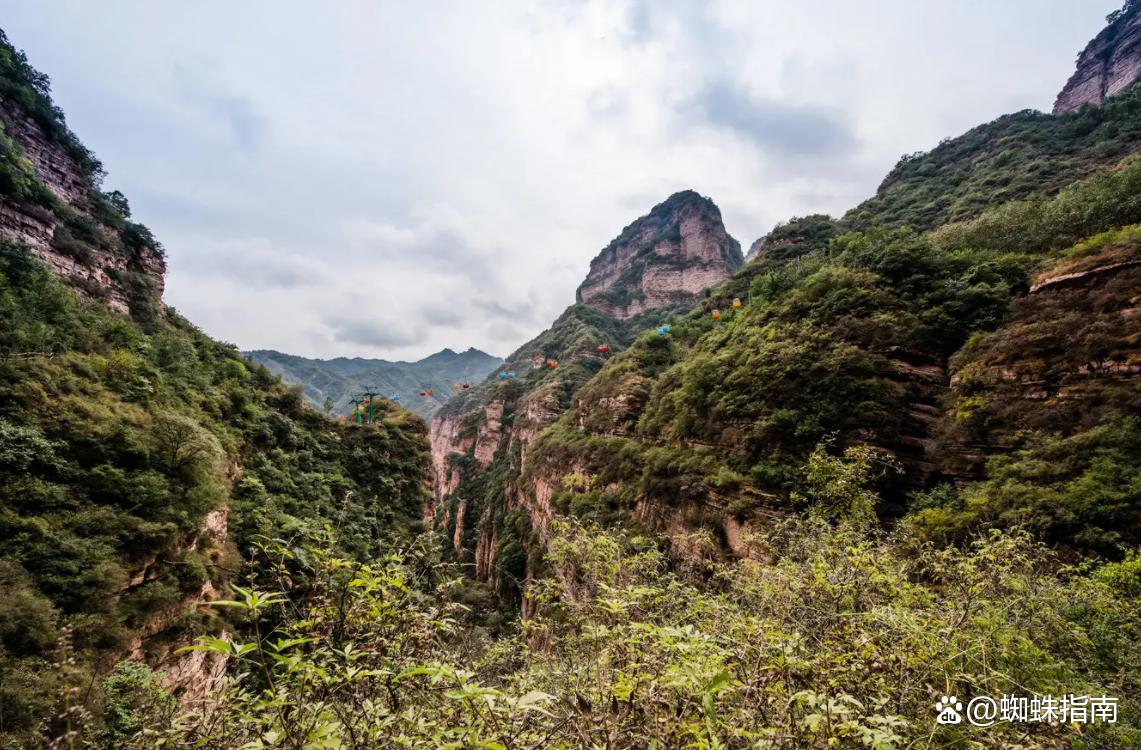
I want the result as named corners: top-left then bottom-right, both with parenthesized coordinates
top-left (1, 0), bottom-right (1122, 358)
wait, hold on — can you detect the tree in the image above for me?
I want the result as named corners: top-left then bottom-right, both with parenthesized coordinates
top-left (800, 443), bottom-right (900, 527)
top-left (150, 413), bottom-right (219, 473)
top-left (104, 190), bottom-right (131, 218)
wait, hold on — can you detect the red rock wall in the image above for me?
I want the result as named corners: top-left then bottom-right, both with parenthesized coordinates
top-left (0, 98), bottom-right (166, 313)
top-left (1054, 5), bottom-right (1141, 114)
top-left (576, 193), bottom-right (740, 320)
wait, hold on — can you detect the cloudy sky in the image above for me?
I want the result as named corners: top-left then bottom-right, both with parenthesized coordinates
top-left (3, 1), bottom-right (1120, 359)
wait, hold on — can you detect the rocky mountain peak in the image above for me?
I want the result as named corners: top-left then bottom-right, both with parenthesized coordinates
top-left (744, 237), bottom-right (765, 262)
top-left (575, 190), bottom-right (742, 320)
top-left (1053, 1), bottom-right (1141, 114)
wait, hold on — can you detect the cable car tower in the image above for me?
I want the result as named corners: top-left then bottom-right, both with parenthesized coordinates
top-left (362, 387), bottom-right (379, 424)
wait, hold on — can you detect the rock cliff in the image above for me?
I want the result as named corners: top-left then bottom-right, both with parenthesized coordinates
top-left (744, 237), bottom-right (765, 262)
top-left (428, 192), bottom-right (743, 598)
top-left (576, 191), bottom-right (742, 320)
top-left (0, 60), bottom-right (165, 316)
top-left (1054, 1), bottom-right (1141, 114)
top-left (938, 234), bottom-right (1141, 479)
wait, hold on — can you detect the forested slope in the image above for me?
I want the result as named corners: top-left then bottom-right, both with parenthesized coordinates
top-left (0, 32), bottom-right (429, 746)
top-left (532, 153), bottom-right (1141, 558)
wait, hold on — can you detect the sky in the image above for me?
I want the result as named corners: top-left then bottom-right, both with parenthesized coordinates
top-left (2, 0), bottom-right (1121, 360)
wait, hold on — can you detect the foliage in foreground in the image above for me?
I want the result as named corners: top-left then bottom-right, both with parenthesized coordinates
top-left (0, 241), bottom-right (430, 746)
top-left (107, 512), bottom-right (1141, 748)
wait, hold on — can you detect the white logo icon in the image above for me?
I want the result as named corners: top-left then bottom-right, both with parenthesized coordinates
top-left (935, 696), bottom-right (963, 724)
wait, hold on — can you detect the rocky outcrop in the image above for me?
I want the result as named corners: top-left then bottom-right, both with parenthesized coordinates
top-left (1054, 2), bottom-right (1141, 114)
top-left (125, 506), bottom-right (233, 701)
top-left (939, 239), bottom-right (1140, 477)
top-left (744, 237), bottom-right (765, 262)
top-left (0, 97), bottom-right (166, 314)
top-left (576, 191), bottom-right (742, 320)
top-left (428, 192), bottom-right (744, 585)
top-left (473, 400), bottom-right (505, 466)
top-left (429, 414), bottom-right (469, 507)
top-left (0, 100), bottom-right (88, 203)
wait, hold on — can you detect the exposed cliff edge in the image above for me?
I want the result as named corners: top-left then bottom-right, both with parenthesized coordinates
top-left (1054, 1), bottom-right (1141, 114)
top-left (575, 190), bottom-right (742, 320)
top-left (744, 237), bottom-right (765, 262)
top-left (0, 41), bottom-right (166, 317)
top-left (428, 192), bottom-right (744, 600)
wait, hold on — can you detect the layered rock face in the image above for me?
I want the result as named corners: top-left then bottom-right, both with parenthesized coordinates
top-left (1054, 2), bottom-right (1141, 114)
top-left (939, 236), bottom-right (1141, 478)
top-left (0, 98), bottom-right (165, 314)
top-left (576, 190), bottom-right (742, 320)
top-left (428, 191), bottom-right (743, 595)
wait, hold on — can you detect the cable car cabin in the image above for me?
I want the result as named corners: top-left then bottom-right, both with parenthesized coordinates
top-left (498, 372), bottom-right (507, 380)
top-left (546, 359), bottom-right (558, 368)
top-left (711, 309), bottom-right (721, 319)
top-left (507, 371), bottom-right (517, 379)
top-left (338, 415), bottom-right (346, 424)
top-left (391, 395), bottom-right (400, 401)
top-left (428, 389), bottom-right (434, 397)
top-left (596, 344), bottom-right (610, 354)
top-left (453, 383), bottom-right (461, 390)
top-left (462, 383), bottom-right (471, 389)
top-left (418, 391), bottom-right (427, 397)
top-left (658, 324), bottom-right (670, 336)
top-left (732, 297), bottom-right (742, 308)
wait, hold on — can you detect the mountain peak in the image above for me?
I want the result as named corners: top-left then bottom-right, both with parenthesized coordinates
top-left (1053, 1), bottom-right (1141, 114)
top-left (575, 190), bottom-right (742, 320)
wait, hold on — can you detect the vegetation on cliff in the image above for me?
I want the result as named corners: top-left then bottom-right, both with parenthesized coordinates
top-left (522, 156), bottom-right (1141, 566)
top-left (108, 458), bottom-right (1141, 748)
top-left (0, 240), bottom-right (429, 745)
top-left (844, 83), bottom-right (1141, 232)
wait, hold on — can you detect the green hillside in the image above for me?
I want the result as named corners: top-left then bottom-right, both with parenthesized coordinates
top-left (0, 240), bottom-right (430, 745)
top-left (534, 154), bottom-right (1141, 552)
top-left (0, 31), bottom-right (429, 744)
top-left (844, 84), bottom-right (1141, 232)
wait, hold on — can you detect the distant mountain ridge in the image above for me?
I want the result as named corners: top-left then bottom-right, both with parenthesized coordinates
top-left (246, 347), bottom-right (502, 419)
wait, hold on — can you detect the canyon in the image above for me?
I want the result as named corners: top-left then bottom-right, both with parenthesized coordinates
top-left (2, 6), bottom-right (1141, 744)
